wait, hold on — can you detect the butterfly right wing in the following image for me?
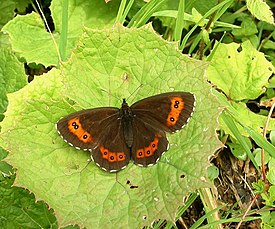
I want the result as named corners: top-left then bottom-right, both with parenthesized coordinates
top-left (56, 108), bottom-right (130, 172)
top-left (130, 116), bottom-right (169, 167)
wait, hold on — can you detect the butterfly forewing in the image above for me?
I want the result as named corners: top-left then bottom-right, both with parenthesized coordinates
top-left (56, 108), bottom-right (119, 150)
top-left (131, 92), bottom-right (195, 133)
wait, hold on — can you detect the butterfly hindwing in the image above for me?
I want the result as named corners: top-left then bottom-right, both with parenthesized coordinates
top-left (131, 92), bottom-right (195, 133)
top-left (131, 116), bottom-right (169, 166)
top-left (91, 118), bottom-right (130, 172)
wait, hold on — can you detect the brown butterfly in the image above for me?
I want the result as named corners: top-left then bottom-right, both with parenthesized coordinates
top-left (56, 92), bottom-right (196, 172)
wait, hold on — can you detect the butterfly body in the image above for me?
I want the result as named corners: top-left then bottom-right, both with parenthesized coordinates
top-left (56, 92), bottom-right (196, 172)
top-left (120, 99), bottom-right (134, 148)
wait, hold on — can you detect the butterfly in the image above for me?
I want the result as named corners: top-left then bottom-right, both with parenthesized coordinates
top-left (56, 92), bottom-right (196, 172)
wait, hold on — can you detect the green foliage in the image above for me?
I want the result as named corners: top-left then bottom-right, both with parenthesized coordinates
top-left (0, 0), bottom-right (274, 228)
top-left (0, 175), bottom-right (58, 228)
top-left (0, 47), bottom-right (27, 120)
top-left (0, 23), bottom-right (220, 227)
top-left (260, 211), bottom-right (275, 229)
top-left (207, 41), bottom-right (274, 100)
top-left (227, 136), bottom-right (251, 160)
top-left (246, 0), bottom-right (274, 25)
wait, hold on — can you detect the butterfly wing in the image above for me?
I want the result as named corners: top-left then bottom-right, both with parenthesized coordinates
top-left (90, 116), bottom-right (130, 172)
top-left (131, 92), bottom-right (196, 133)
top-left (56, 108), bottom-right (130, 172)
top-left (131, 117), bottom-right (169, 166)
top-left (130, 92), bottom-right (195, 166)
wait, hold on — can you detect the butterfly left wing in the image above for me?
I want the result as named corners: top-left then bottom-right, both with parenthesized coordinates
top-left (56, 108), bottom-right (130, 172)
top-left (131, 92), bottom-right (196, 133)
top-left (56, 108), bottom-right (119, 150)
top-left (90, 117), bottom-right (130, 172)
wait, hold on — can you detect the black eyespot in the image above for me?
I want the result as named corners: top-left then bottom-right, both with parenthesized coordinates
top-left (110, 156), bottom-right (114, 160)
top-left (170, 117), bottom-right (175, 122)
top-left (119, 155), bottom-right (123, 159)
top-left (74, 125), bottom-right (79, 129)
top-left (72, 122), bottom-right (77, 126)
top-left (138, 151), bottom-right (143, 156)
top-left (83, 134), bottom-right (87, 139)
top-left (175, 100), bottom-right (180, 104)
top-left (174, 104), bottom-right (179, 108)
top-left (152, 144), bottom-right (156, 148)
top-left (146, 150), bottom-right (150, 155)
top-left (104, 151), bottom-right (108, 155)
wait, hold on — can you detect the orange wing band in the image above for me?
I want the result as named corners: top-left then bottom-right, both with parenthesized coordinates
top-left (166, 97), bottom-right (185, 126)
top-left (136, 135), bottom-right (160, 159)
top-left (99, 146), bottom-right (127, 163)
top-left (68, 118), bottom-right (93, 143)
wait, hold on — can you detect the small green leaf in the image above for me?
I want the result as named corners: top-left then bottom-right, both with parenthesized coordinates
top-left (201, 29), bottom-right (211, 45)
top-left (191, 8), bottom-right (205, 26)
top-left (246, 0), bottom-right (274, 25)
top-left (261, 186), bottom-right (275, 207)
top-left (254, 148), bottom-right (270, 167)
top-left (207, 165), bottom-right (219, 181)
top-left (207, 41), bottom-right (275, 100)
top-left (270, 130), bottom-right (275, 145)
top-left (260, 210), bottom-right (275, 227)
top-left (263, 40), bottom-right (275, 50)
top-left (228, 137), bottom-right (251, 160)
top-left (252, 180), bottom-right (265, 194)
top-left (232, 16), bottom-right (258, 38)
top-left (267, 168), bottom-right (275, 185)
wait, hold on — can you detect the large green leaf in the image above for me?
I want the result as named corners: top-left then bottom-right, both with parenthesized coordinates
top-left (0, 25), bottom-right (221, 228)
top-left (0, 1), bottom-right (16, 29)
top-left (2, 0), bottom-right (120, 66)
top-left (207, 41), bottom-right (274, 101)
top-left (2, 13), bottom-right (59, 66)
top-left (246, 0), bottom-right (274, 25)
top-left (0, 175), bottom-right (58, 228)
top-left (0, 47), bottom-right (27, 119)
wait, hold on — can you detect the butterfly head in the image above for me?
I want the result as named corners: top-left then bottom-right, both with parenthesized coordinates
top-left (120, 98), bottom-right (133, 120)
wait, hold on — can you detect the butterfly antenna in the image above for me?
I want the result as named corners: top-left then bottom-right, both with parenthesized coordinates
top-left (125, 81), bottom-right (144, 102)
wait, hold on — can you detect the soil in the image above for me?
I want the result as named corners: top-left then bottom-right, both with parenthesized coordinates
top-left (176, 149), bottom-right (263, 228)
